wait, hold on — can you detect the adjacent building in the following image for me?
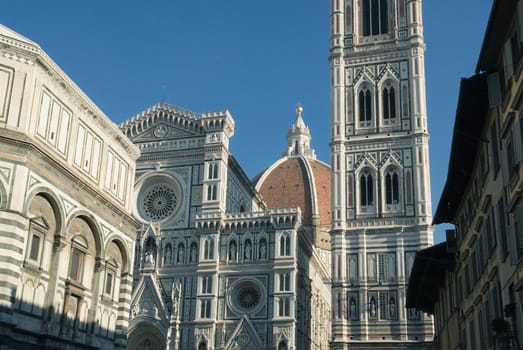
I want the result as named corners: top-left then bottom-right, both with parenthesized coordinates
top-left (407, 0), bottom-right (523, 349)
top-left (329, 0), bottom-right (434, 348)
top-left (122, 104), bottom-right (331, 350)
top-left (0, 25), bottom-right (140, 349)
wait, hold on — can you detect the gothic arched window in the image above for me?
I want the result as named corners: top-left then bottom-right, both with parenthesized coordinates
top-left (362, 0), bottom-right (389, 36)
top-left (385, 169), bottom-right (399, 205)
top-left (198, 341), bottom-right (207, 350)
top-left (278, 340), bottom-right (288, 350)
top-left (382, 85), bottom-right (396, 123)
top-left (358, 88), bottom-right (372, 126)
top-left (360, 171), bottom-right (374, 207)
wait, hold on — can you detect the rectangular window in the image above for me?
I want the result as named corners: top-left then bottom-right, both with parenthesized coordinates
top-left (207, 184), bottom-right (217, 201)
top-left (279, 298), bottom-right (290, 317)
top-left (69, 249), bottom-right (83, 282)
top-left (200, 300), bottom-right (211, 318)
top-left (29, 234), bottom-right (41, 261)
top-left (105, 271), bottom-right (114, 295)
top-left (201, 275), bottom-right (213, 294)
top-left (208, 163), bottom-right (219, 179)
top-left (279, 272), bottom-right (290, 291)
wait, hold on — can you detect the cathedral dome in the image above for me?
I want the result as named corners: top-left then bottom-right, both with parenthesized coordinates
top-left (253, 105), bottom-right (331, 231)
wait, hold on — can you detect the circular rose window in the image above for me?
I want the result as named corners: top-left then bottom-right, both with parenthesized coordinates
top-left (142, 184), bottom-right (177, 221)
top-left (229, 279), bottom-right (265, 315)
top-left (137, 175), bottom-right (182, 223)
top-left (237, 286), bottom-right (260, 310)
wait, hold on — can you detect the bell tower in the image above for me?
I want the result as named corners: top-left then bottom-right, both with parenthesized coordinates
top-left (329, 0), bottom-right (434, 349)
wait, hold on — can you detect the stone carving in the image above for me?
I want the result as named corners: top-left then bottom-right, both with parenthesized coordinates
top-left (171, 279), bottom-right (182, 319)
top-left (259, 240), bottom-right (267, 259)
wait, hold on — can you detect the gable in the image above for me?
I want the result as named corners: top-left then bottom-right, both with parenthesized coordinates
top-left (225, 315), bottom-right (263, 350)
top-left (120, 102), bottom-right (205, 143)
top-left (130, 275), bottom-right (169, 328)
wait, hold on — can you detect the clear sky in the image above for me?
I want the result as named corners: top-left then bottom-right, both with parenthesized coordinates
top-left (1, 1), bottom-right (493, 243)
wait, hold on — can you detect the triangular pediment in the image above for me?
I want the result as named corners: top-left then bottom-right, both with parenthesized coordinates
top-left (120, 102), bottom-right (206, 142)
top-left (225, 315), bottom-right (263, 350)
top-left (30, 216), bottom-right (49, 230)
top-left (130, 275), bottom-right (169, 328)
top-left (131, 123), bottom-right (198, 143)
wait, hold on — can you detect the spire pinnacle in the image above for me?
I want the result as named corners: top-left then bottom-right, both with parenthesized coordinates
top-left (296, 103), bottom-right (303, 118)
top-left (283, 103), bottom-right (316, 159)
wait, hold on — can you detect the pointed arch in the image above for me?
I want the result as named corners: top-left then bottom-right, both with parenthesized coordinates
top-left (357, 167), bottom-right (376, 213)
top-left (353, 74), bottom-right (376, 130)
top-left (384, 167), bottom-right (400, 205)
top-left (378, 73), bottom-right (400, 127)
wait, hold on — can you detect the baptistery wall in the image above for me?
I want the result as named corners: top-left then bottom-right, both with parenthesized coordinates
top-left (0, 24), bottom-right (139, 349)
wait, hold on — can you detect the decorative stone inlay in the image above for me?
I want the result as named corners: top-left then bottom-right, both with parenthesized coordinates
top-left (153, 124), bottom-right (168, 138)
top-left (237, 333), bottom-right (250, 346)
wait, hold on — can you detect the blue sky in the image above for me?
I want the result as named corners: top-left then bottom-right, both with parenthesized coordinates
top-left (1, 1), bottom-right (493, 242)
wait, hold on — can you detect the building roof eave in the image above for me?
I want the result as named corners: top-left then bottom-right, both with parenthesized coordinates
top-left (406, 243), bottom-right (453, 314)
top-left (433, 74), bottom-right (489, 225)
top-left (476, 0), bottom-right (517, 73)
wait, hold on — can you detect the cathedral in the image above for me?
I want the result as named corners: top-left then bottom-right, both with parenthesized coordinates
top-left (121, 104), bottom-right (331, 350)
top-left (0, 1), bottom-right (435, 349)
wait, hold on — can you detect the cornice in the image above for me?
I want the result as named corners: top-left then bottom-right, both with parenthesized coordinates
top-left (0, 35), bottom-right (140, 161)
top-left (0, 129), bottom-right (139, 231)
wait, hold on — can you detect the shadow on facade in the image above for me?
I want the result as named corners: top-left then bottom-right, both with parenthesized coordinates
top-left (0, 296), bottom-right (125, 350)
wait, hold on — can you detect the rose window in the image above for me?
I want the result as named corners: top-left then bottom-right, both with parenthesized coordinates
top-left (229, 279), bottom-right (265, 315)
top-left (237, 286), bottom-right (260, 310)
top-left (142, 184), bottom-right (177, 221)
